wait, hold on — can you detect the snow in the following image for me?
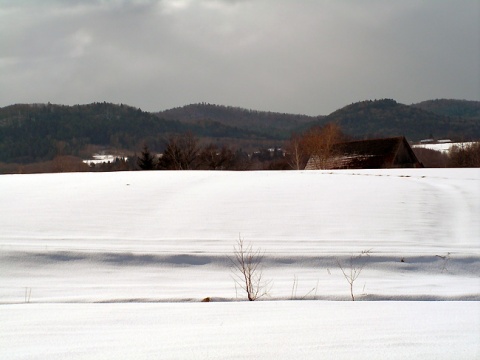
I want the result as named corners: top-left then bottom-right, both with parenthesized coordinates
top-left (82, 154), bottom-right (127, 165)
top-left (2, 302), bottom-right (478, 360)
top-left (1, 169), bottom-right (479, 358)
top-left (412, 141), bottom-right (477, 153)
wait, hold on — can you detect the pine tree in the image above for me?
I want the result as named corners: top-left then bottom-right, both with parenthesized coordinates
top-left (137, 145), bottom-right (156, 170)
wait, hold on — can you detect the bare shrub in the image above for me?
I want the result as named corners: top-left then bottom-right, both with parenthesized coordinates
top-left (25, 287), bottom-right (32, 303)
top-left (290, 275), bottom-right (318, 300)
top-left (230, 236), bottom-right (271, 301)
top-left (436, 252), bottom-right (451, 273)
top-left (336, 249), bottom-right (371, 301)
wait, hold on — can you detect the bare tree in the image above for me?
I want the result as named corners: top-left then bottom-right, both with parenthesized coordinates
top-left (336, 249), bottom-right (371, 301)
top-left (198, 144), bottom-right (236, 170)
top-left (304, 123), bottom-right (346, 169)
top-left (158, 132), bottom-right (200, 170)
top-left (285, 123), bottom-right (347, 170)
top-left (230, 236), bottom-right (271, 301)
top-left (285, 133), bottom-right (308, 170)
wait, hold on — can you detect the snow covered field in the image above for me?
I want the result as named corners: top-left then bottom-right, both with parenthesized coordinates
top-left (82, 154), bottom-right (128, 165)
top-left (412, 141), bottom-right (477, 153)
top-left (1, 169), bottom-right (479, 358)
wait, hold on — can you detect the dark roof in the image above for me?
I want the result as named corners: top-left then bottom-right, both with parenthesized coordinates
top-left (306, 136), bottom-right (422, 169)
top-left (333, 137), bottom-right (404, 156)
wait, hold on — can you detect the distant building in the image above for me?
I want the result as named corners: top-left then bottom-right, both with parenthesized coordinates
top-left (305, 136), bottom-right (423, 170)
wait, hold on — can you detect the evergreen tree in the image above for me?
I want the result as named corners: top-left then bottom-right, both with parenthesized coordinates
top-left (137, 145), bottom-right (156, 170)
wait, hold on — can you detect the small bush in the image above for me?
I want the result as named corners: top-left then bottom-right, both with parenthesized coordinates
top-left (230, 236), bottom-right (271, 301)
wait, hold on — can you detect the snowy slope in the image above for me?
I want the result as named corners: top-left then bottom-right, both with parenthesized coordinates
top-left (1, 169), bottom-right (479, 302)
top-left (3, 302), bottom-right (478, 360)
top-left (1, 169), bottom-right (479, 359)
top-left (2, 169), bottom-right (478, 250)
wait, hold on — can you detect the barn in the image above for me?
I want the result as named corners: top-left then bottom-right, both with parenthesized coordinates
top-left (305, 136), bottom-right (423, 170)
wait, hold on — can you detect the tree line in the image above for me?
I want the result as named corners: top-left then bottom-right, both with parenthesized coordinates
top-left (1, 121), bottom-right (479, 174)
top-left (0, 102), bottom-right (273, 165)
top-left (413, 143), bottom-right (480, 168)
top-left (2, 100), bottom-right (480, 170)
top-left (136, 132), bottom-right (285, 171)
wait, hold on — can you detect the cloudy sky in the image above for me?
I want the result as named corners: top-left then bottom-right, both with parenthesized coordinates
top-left (1, 0), bottom-right (479, 115)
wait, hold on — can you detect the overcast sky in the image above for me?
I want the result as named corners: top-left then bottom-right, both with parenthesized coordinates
top-left (1, 0), bottom-right (479, 115)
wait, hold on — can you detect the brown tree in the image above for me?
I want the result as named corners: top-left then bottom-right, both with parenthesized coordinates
top-left (285, 123), bottom-right (347, 170)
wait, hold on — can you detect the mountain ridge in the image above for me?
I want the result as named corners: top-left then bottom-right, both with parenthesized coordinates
top-left (299, 99), bottom-right (480, 141)
top-left (0, 99), bottom-right (478, 165)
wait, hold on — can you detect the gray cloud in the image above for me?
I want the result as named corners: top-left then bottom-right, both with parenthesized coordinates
top-left (0, 0), bottom-right (479, 115)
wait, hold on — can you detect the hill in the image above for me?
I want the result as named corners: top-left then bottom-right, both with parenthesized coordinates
top-left (411, 99), bottom-right (480, 120)
top-left (304, 99), bottom-right (480, 141)
top-left (0, 102), bottom-right (273, 164)
top-left (1, 99), bottom-right (480, 166)
top-left (155, 103), bottom-right (319, 138)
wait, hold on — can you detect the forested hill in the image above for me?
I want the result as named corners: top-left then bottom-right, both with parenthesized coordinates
top-left (156, 103), bottom-right (319, 138)
top-left (305, 99), bottom-right (480, 141)
top-left (1, 99), bottom-right (479, 165)
top-left (411, 99), bottom-right (480, 120)
top-left (0, 102), bottom-right (271, 164)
